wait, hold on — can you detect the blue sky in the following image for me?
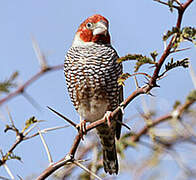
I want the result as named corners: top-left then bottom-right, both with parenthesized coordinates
top-left (0, 0), bottom-right (196, 179)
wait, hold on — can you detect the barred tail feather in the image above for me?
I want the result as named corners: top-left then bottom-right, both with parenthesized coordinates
top-left (103, 143), bottom-right (118, 174)
top-left (96, 124), bottom-right (119, 174)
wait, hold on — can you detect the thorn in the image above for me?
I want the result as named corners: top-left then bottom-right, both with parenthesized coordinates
top-left (3, 163), bottom-right (14, 180)
top-left (144, 76), bottom-right (150, 83)
top-left (154, 83), bottom-right (160, 88)
top-left (116, 120), bottom-right (131, 130)
top-left (23, 91), bottom-right (42, 111)
top-left (31, 36), bottom-right (48, 70)
top-left (47, 106), bottom-right (77, 128)
top-left (189, 62), bottom-right (196, 89)
top-left (134, 76), bottom-right (140, 89)
top-left (147, 92), bottom-right (155, 97)
top-left (0, 175), bottom-right (10, 180)
top-left (17, 175), bottom-right (24, 180)
top-left (119, 103), bottom-right (125, 114)
top-left (38, 127), bottom-right (53, 164)
top-left (73, 160), bottom-right (103, 180)
top-left (6, 107), bottom-right (14, 127)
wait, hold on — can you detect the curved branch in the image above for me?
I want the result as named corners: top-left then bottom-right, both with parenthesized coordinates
top-left (36, 0), bottom-right (194, 179)
top-left (0, 64), bottom-right (63, 106)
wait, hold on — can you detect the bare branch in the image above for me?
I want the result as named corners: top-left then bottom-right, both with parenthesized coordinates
top-left (3, 164), bottom-right (14, 180)
top-left (47, 106), bottom-right (77, 128)
top-left (0, 64), bottom-right (63, 106)
top-left (73, 160), bottom-right (103, 180)
top-left (38, 128), bottom-right (53, 164)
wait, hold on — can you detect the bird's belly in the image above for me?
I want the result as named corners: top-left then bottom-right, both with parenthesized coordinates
top-left (78, 97), bottom-right (108, 122)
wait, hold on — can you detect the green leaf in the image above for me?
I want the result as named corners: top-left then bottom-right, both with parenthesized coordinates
top-left (8, 152), bottom-right (22, 162)
top-left (134, 56), bottom-right (156, 72)
top-left (165, 58), bottom-right (189, 71)
top-left (187, 90), bottom-right (196, 101)
top-left (4, 125), bottom-right (12, 133)
top-left (150, 51), bottom-right (158, 61)
top-left (118, 73), bottom-right (131, 86)
top-left (173, 101), bottom-right (181, 109)
top-left (182, 27), bottom-right (196, 40)
top-left (118, 54), bottom-right (156, 72)
top-left (163, 27), bottom-right (180, 41)
top-left (22, 116), bottom-right (38, 133)
top-left (0, 71), bottom-right (19, 93)
top-left (168, 0), bottom-right (175, 12)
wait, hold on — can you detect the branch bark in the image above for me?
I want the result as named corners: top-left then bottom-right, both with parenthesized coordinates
top-left (35, 0), bottom-right (195, 179)
top-left (0, 64), bottom-right (63, 106)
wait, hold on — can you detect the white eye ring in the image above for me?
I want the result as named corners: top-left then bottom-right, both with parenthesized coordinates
top-left (86, 22), bottom-right (93, 29)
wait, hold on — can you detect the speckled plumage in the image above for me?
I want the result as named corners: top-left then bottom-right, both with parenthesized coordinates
top-left (64, 14), bottom-right (123, 174)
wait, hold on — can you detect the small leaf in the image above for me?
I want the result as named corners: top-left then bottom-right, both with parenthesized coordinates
top-left (168, 0), bottom-right (175, 12)
top-left (182, 27), bottom-right (196, 40)
top-left (150, 51), bottom-right (158, 61)
top-left (9, 71), bottom-right (19, 81)
top-left (118, 73), bottom-right (131, 86)
top-left (8, 152), bottom-right (22, 162)
top-left (118, 54), bottom-right (156, 72)
top-left (163, 27), bottom-right (180, 41)
top-left (165, 58), bottom-right (189, 72)
top-left (22, 116), bottom-right (38, 133)
top-left (0, 71), bottom-right (19, 93)
top-left (4, 125), bottom-right (12, 133)
top-left (134, 56), bottom-right (156, 72)
top-left (187, 90), bottom-right (196, 101)
top-left (173, 101), bottom-right (181, 109)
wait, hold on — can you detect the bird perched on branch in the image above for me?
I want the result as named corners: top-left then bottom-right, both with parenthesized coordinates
top-left (64, 14), bottom-right (123, 174)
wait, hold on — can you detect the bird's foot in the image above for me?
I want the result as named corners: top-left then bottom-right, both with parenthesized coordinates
top-left (76, 120), bottom-right (86, 140)
top-left (119, 103), bottom-right (125, 114)
top-left (104, 111), bottom-right (113, 127)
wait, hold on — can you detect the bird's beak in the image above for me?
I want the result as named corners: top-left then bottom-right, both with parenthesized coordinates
top-left (93, 20), bottom-right (108, 36)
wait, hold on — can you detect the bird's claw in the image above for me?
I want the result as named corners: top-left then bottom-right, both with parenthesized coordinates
top-left (104, 111), bottom-right (113, 127)
top-left (119, 103), bottom-right (125, 114)
top-left (76, 120), bottom-right (86, 140)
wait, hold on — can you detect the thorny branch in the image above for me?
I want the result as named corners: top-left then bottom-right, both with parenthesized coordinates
top-left (36, 0), bottom-right (194, 179)
top-left (131, 98), bottom-right (195, 142)
top-left (0, 122), bottom-right (67, 166)
top-left (0, 64), bottom-right (63, 106)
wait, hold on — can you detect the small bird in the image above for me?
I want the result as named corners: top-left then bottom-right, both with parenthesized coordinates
top-left (64, 14), bottom-right (123, 174)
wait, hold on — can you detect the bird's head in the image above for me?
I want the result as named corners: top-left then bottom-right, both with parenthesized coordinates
top-left (72, 14), bottom-right (111, 47)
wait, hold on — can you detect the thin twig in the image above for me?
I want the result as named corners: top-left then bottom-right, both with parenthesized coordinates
top-left (31, 36), bottom-right (48, 70)
top-left (73, 161), bottom-right (103, 180)
top-left (170, 47), bottom-right (191, 54)
top-left (189, 62), bottom-right (196, 89)
top-left (0, 64), bottom-right (63, 106)
top-left (24, 125), bottom-right (68, 140)
top-left (131, 98), bottom-right (195, 142)
top-left (0, 176), bottom-right (10, 180)
top-left (22, 91), bottom-right (42, 111)
top-left (154, 0), bottom-right (179, 9)
top-left (38, 128), bottom-right (53, 164)
top-left (36, 0), bottom-right (194, 179)
top-left (3, 164), bottom-right (14, 180)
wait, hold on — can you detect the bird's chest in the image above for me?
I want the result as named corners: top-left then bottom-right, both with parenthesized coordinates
top-left (70, 62), bottom-right (110, 122)
top-left (64, 45), bottom-right (119, 122)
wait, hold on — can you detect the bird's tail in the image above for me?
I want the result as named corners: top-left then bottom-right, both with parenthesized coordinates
top-left (102, 143), bottom-right (118, 174)
top-left (96, 124), bottom-right (119, 174)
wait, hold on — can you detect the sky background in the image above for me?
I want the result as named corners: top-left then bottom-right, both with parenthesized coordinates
top-left (0, 0), bottom-right (196, 179)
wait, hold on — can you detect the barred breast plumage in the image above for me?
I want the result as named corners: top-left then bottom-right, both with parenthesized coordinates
top-left (64, 14), bottom-right (123, 175)
top-left (65, 44), bottom-right (122, 122)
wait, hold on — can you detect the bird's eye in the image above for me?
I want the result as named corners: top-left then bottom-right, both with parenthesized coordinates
top-left (86, 22), bottom-right (93, 29)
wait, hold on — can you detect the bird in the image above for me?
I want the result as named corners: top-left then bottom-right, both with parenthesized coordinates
top-left (64, 14), bottom-right (123, 175)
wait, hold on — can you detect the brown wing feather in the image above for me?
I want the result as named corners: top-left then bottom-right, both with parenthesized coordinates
top-left (116, 86), bottom-right (123, 140)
